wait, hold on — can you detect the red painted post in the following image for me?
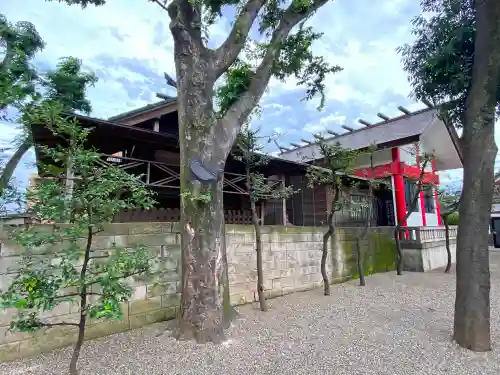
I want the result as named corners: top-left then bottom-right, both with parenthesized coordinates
top-left (392, 147), bottom-right (407, 227)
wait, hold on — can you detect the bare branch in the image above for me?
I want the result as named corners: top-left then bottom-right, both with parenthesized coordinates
top-left (215, 0), bottom-right (328, 156)
top-left (37, 321), bottom-right (79, 328)
top-left (212, 0), bottom-right (267, 79)
top-left (151, 0), bottom-right (169, 12)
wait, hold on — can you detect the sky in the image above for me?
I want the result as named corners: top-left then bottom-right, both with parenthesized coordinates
top-left (2, 0), bottom-right (499, 189)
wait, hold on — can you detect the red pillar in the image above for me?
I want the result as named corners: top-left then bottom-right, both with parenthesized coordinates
top-left (432, 160), bottom-right (442, 225)
top-left (392, 148), bottom-right (407, 226)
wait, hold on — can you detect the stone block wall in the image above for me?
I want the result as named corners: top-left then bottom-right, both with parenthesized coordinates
top-left (0, 223), bottom-right (395, 361)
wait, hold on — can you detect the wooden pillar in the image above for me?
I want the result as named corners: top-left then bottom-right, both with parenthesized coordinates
top-left (153, 118), bottom-right (160, 132)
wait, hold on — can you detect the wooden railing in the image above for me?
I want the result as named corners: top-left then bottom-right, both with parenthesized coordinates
top-left (113, 207), bottom-right (254, 225)
top-left (397, 226), bottom-right (458, 244)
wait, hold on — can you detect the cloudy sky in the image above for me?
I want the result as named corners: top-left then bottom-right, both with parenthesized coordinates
top-left (2, 0), bottom-right (497, 187)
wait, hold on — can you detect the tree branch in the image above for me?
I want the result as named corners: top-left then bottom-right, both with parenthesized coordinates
top-left (214, 0), bottom-right (327, 157)
top-left (37, 321), bottom-right (79, 328)
top-left (84, 269), bottom-right (148, 287)
top-left (212, 0), bottom-right (267, 79)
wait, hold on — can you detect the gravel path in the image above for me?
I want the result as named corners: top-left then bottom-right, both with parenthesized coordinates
top-left (3, 254), bottom-right (500, 375)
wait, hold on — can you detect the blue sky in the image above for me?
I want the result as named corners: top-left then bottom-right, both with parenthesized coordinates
top-left (2, 0), bottom-right (498, 188)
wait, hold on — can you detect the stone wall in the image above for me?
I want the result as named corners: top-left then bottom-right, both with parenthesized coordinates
top-left (0, 223), bottom-right (395, 361)
top-left (400, 226), bottom-right (457, 272)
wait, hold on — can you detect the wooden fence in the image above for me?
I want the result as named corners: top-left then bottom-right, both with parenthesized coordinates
top-left (113, 207), bottom-right (253, 225)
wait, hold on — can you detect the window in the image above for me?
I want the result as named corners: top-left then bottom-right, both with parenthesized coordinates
top-left (423, 185), bottom-right (435, 213)
top-left (404, 179), bottom-right (420, 212)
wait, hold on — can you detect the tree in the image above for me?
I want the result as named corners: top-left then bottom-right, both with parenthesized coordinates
top-left (398, 0), bottom-right (500, 351)
top-left (46, 0), bottom-right (340, 342)
top-left (438, 184), bottom-right (461, 273)
top-left (0, 14), bottom-right (44, 113)
top-left (0, 55), bottom-right (98, 196)
top-left (306, 140), bottom-right (358, 295)
top-left (351, 145), bottom-right (380, 287)
top-left (0, 103), bottom-right (156, 375)
top-left (393, 147), bottom-right (432, 275)
top-left (233, 126), bottom-right (295, 311)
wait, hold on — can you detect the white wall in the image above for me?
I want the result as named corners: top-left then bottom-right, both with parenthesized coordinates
top-left (354, 148), bottom-right (392, 168)
top-left (426, 213), bottom-right (439, 226)
top-left (400, 145), bottom-right (417, 166)
top-left (407, 211), bottom-right (423, 226)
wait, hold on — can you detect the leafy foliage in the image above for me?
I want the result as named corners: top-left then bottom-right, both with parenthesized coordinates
top-left (0, 103), bottom-right (156, 346)
top-left (234, 126), bottom-right (296, 202)
top-left (0, 13), bottom-right (45, 113)
top-left (0, 14), bottom-right (98, 197)
top-left (306, 140), bottom-right (361, 211)
top-left (397, 0), bottom-right (491, 126)
top-left (40, 56), bottom-right (98, 114)
top-left (438, 183), bottom-right (461, 215)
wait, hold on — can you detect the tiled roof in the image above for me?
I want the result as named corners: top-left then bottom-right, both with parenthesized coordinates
top-left (108, 97), bottom-right (177, 121)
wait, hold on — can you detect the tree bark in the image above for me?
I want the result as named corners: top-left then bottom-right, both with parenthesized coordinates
top-left (250, 199), bottom-right (266, 311)
top-left (321, 185), bottom-right (339, 296)
top-left (69, 226), bottom-right (92, 375)
top-left (0, 138), bottom-right (31, 194)
top-left (443, 215), bottom-right (452, 273)
top-left (170, 33), bottom-right (233, 341)
top-left (453, 0), bottom-right (500, 352)
top-left (355, 237), bottom-right (365, 286)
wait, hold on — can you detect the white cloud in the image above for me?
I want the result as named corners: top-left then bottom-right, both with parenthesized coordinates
top-left (303, 112), bottom-right (346, 133)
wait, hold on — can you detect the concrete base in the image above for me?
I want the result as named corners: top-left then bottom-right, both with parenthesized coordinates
top-left (402, 239), bottom-right (456, 272)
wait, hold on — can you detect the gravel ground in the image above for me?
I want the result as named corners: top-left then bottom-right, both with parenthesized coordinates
top-left (2, 255), bottom-right (500, 375)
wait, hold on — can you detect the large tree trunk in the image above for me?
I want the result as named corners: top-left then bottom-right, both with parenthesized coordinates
top-left (443, 215), bottom-right (452, 273)
top-left (453, 0), bottom-right (500, 352)
top-left (172, 43), bottom-right (234, 342)
top-left (176, 138), bottom-right (229, 343)
top-left (0, 138), bottom-right (31, 194)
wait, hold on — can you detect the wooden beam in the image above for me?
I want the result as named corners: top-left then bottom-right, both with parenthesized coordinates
top-left (278, 145), bottom-right (291, 152)
top-left (290, 142), bottom-right (301, 148)
top-left (301, 138), bottom-right (312, 145)
top-left (377, 112), bottom-right (390, 121)
top-left (326, 129), bottom-right (339, 136)
top-left (313, 133), bottom-right (324, 140)
top-left (397, 106), bottom-right (411, 115)
top-left (358, 119), bottom-right (372, 127)
top-left (341, 125), bottom-right (355, 132)
top-left (422, 98), bottom-right (434, 108)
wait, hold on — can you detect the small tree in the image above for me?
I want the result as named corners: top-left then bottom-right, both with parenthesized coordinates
top-left (307, 140), bottom-right (359, 295)
top-left (438, 184), bottom-right (461, 273)
top-left (0, 57), bottom-right (97, 196)
top-left (394, 146), bottom-right (432, 275)
top-left (0, 103), bottom-right (156, 375)
top-left (350, 145), bottom-right (383, 287)
top-left (233, 126), bottom-right (296, 311)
